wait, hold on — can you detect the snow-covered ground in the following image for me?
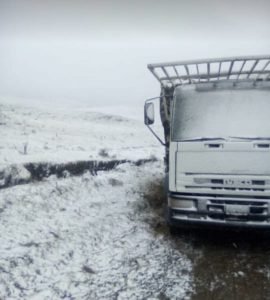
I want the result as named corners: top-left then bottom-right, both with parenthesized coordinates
top-left (0, 99), bottom-right (193, 299)
top-left (0, 98), bottom-right (163, 166)
top-left (0, 162), bottom-right (193, 299)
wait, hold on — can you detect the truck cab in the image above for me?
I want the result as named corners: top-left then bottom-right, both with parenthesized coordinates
top-left (145, 56), bottom-right (270, 229)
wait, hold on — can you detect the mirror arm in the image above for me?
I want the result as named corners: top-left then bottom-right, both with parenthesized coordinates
top-left (146, 124), bottom-right (166, 146)
top-left (145, 95), bottom-right (166, 146)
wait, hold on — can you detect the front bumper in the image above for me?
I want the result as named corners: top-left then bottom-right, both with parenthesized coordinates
top-left (168, 192), bottom-right (270, 229)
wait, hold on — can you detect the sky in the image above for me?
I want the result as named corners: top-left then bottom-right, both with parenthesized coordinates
top-left (0, 0), bottom-right (269, 107)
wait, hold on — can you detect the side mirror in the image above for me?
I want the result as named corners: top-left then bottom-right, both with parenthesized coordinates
top-left (144, 102), bottom-right (155, 125)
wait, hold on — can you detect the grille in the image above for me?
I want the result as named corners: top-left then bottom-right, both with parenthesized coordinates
top-left (186, 186), bottom-right (266, 192)
top-left (180, 174), bottom-right (270, 195)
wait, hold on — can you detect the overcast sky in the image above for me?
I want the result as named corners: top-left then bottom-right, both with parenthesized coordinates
top-left (0, 0), bottom-right (269, 107)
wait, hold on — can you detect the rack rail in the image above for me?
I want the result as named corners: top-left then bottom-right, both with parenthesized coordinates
top-left (148, 55), bottom-right (270, 87)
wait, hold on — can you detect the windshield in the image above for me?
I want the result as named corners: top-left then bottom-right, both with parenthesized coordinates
top-left (172, 84), bottom-right (270, 141)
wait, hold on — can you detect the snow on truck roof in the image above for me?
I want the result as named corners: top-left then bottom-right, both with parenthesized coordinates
top-left (174, 79), bottom-right (270, 94)
top-left (148, 55), bottom-right (270, 87)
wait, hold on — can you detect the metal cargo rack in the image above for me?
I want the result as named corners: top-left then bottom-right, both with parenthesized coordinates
top-left (148, 55), bottom-right (270, 87)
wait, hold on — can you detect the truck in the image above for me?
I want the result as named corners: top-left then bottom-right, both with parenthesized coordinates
top-left (144, 55), bottom-right (270, 230)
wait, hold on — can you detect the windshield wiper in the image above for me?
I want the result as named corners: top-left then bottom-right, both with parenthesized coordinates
top-left (229, 136), bottom-right (270, 141)
top-left (180, 137), bottom-right (227, 142)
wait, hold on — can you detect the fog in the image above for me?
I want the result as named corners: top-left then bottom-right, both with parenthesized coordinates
top-left (0, 0), bottom-right (269, 107)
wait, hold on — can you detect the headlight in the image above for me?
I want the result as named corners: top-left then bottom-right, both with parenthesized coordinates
top-left (168, 197), bottom-right (196, 210)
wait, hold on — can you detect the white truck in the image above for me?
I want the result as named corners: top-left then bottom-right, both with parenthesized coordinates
top-left (144, 55), bottom-right (270, 230)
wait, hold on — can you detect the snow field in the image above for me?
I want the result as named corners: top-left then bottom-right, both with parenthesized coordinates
top-left (0, 101), bottom-right (162, 166)
top-left (0, 162), bottom-right (192, 299)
